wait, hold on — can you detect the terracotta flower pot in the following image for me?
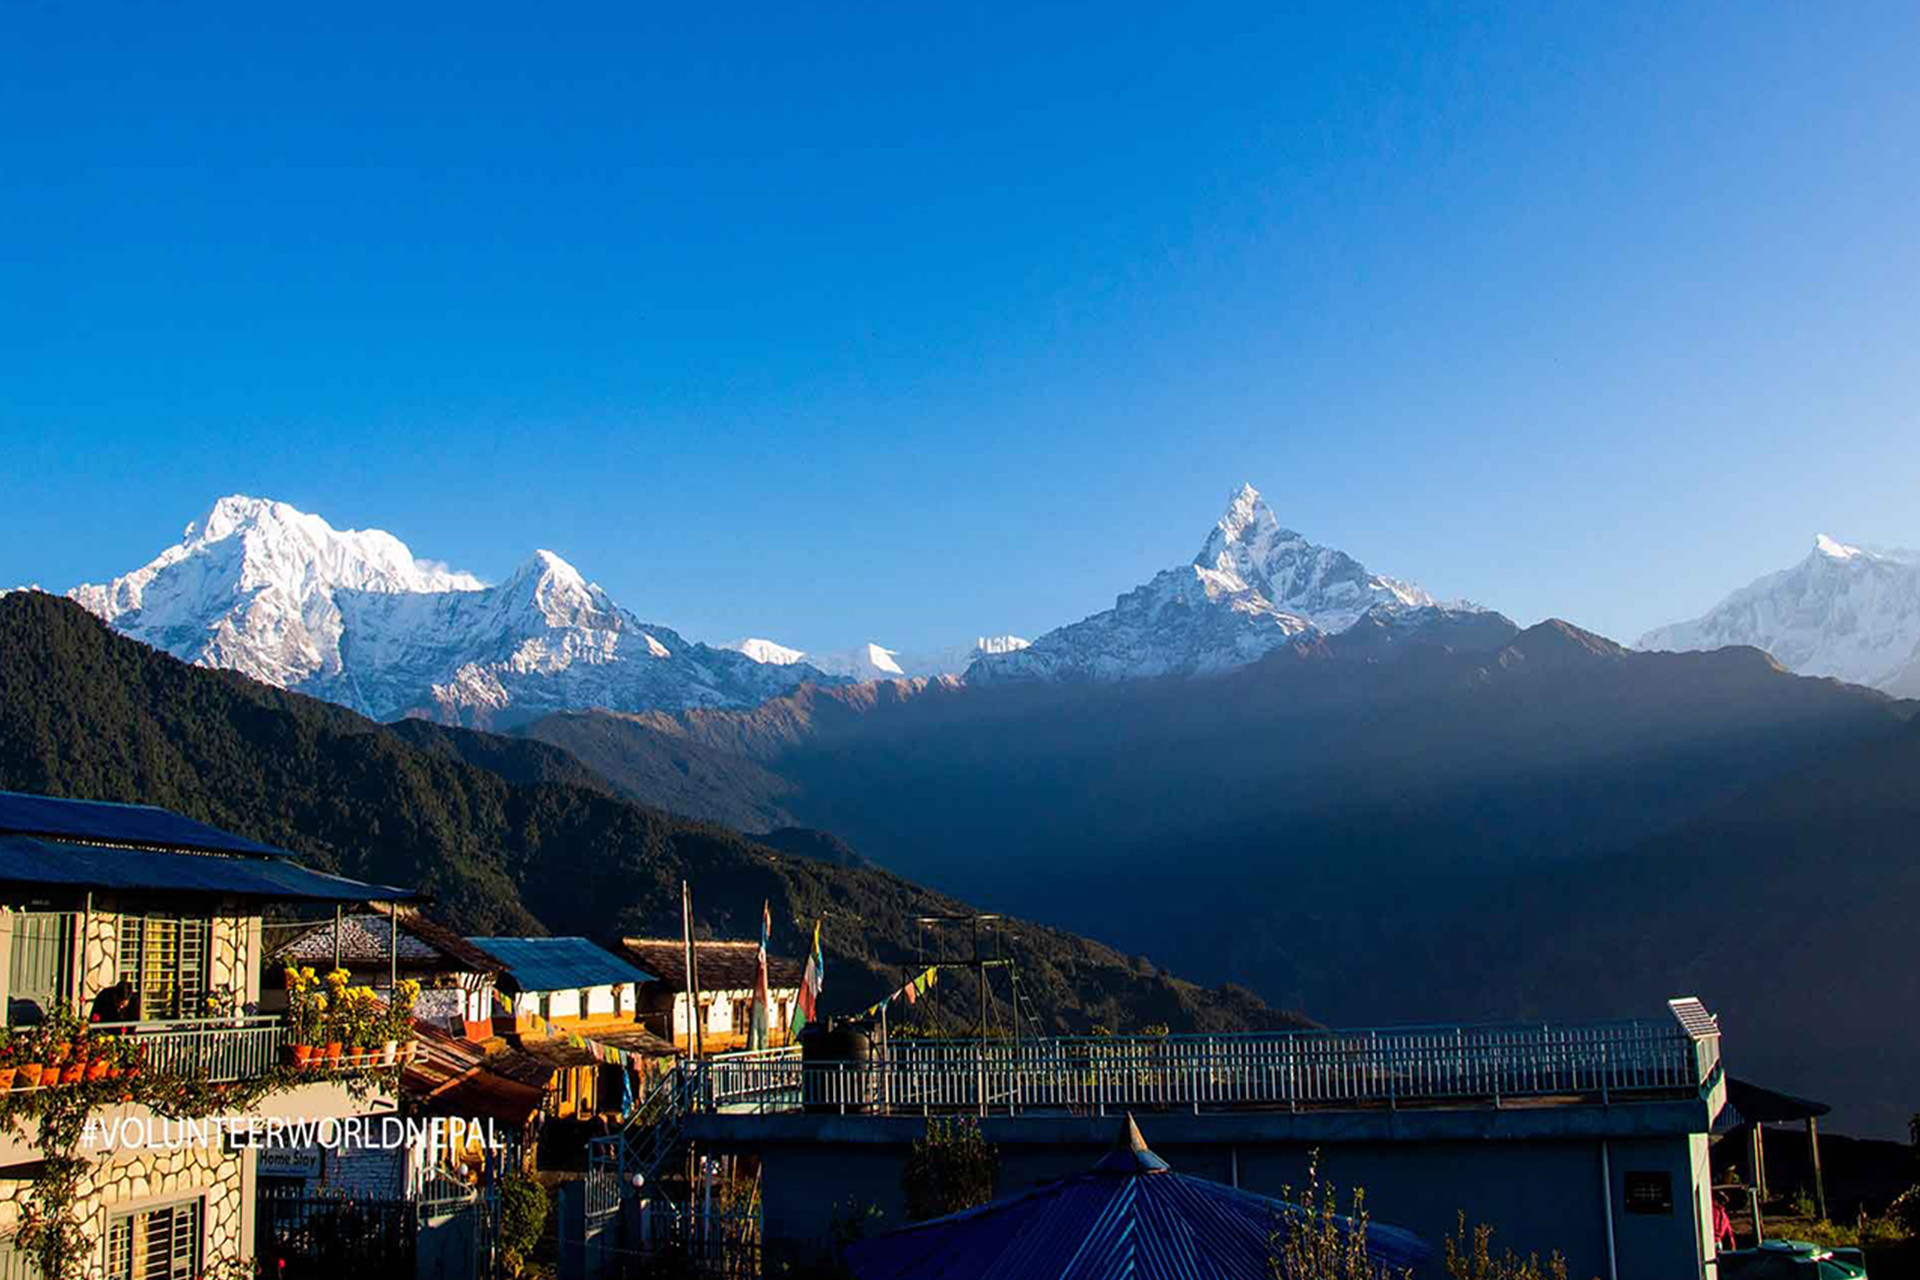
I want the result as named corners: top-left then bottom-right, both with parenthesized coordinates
top-left (287, 1044), bottom-right (314, 1067)
top-left (324, 1042), bottom-right (343, 1064)
top-left (0, 1067), bottom-right (15, 1089)
top-left (48, 1042), bottom-right (70, 1065)
top-left (107, 1065), bottom-right (124, 1080)
top-left (60, 1061), bottom-right (87, 1085)
top-left (40, 1064), bottom-right (64, 1087)
top-left (15, 1062), bottom-right (41, 1088)
top-left (86, 1059), bottom-right (110, 1082)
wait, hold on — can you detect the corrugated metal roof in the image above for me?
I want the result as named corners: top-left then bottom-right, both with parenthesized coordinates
top-left (618, 937), bottom-right (804, 991)
top-left (467, 936), bottom-right (655, 993)
top-left (0, 834), bottom-right (422, 903)
top-left (0, 791), bottom-right (287, 856)
top-left (843, 1117), bottom-right (1431, 1280)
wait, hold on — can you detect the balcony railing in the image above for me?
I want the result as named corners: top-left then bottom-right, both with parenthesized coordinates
top-left (698, 1018), bottom-right (1714, 1118)
top-left (93, 1015), bottom-right (287, 1084)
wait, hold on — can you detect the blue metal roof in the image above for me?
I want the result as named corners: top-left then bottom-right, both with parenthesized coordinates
top-left (0, 835), bottom-right (422, 903)
top-left (844, 1117), bottom-right (1430, 1280)
top-left (0, 791), bottom-right (288, 856)
top-left (466, 936), bottom-right (656, 992)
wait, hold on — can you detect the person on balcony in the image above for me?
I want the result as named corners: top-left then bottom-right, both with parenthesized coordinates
top-left (89, 980), bottom-right (140, 1028)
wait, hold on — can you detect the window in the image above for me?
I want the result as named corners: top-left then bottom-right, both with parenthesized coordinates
top-left (117, 915), bottom-right (210, 1020)
top-left (7, 912), bottom-right (74, 1025)
top-left (0, 1233), bottom-right (45, 1279)
top-left (106, 1200), bottom-right (200, 1280)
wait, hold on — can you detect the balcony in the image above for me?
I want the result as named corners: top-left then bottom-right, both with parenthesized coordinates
top-left (697, 1015), bottom-right (1722, 1118)
top-left (100, 1015), bottom-right (288, 1084)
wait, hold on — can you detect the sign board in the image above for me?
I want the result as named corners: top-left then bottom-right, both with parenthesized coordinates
top-left (1623, 1171), bottom-right (1673, 1215)
top-left (256, 1145), bottom-right (322, 1179)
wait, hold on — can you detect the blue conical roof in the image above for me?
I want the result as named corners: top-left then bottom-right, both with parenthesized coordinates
top-left (844, 1115), bottom-right (1430, 1280)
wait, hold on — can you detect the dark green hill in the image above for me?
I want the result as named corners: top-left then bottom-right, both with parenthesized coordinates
top-left (0, 592), bottom-right (1300, 1034)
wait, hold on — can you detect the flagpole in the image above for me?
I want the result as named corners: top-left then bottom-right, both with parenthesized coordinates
top-left (681, 880), bottom-right (701, 1058)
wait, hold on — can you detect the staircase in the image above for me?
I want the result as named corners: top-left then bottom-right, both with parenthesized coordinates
top-left (587, 1061), bottom-right (704, 1189)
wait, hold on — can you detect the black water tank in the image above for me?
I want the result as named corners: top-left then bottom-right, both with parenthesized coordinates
top-left (800, 1019), bottom-right (876, 1113)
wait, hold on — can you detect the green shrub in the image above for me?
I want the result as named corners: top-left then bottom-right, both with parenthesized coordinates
top-left (901, 1117), bottom-right (997, 1222)
top-left (499, 1173), bottom-right (550, 1270)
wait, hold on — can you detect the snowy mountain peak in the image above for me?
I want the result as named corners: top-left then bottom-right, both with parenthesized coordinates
top-left (723, 634), bottom-right (1031, 680)
top-left (729, 637), bottom-right (808, 666)
top-left (969, 483), bottom-right (1468, 684)
top-left (1640, 534), bottom-right (1920, 697)
top-left (1814, 534), bottom-right (1864, 561)
top-left (68, 496), bottom-right (838, 724)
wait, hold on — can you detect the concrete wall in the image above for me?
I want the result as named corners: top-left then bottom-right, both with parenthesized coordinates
top-left (704, 1106), bottom-right (1717, 1280)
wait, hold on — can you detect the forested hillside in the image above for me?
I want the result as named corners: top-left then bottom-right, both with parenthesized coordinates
top-left (0, 592), bottom-right (1298, 1034)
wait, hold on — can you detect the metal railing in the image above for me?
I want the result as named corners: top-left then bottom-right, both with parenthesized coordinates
top-left (696, 1018), bottom-right (1710, 1118)
top-left (94, 1015), bottom-right (287, 1083)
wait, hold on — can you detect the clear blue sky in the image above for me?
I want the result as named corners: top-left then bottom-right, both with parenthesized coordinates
top-left (4, 2), bottom-right (1916, 651)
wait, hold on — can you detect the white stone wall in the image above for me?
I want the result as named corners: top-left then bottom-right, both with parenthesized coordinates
top-left (0, 1144), bottom-right (247, 1274)
top-left (75, 903), bottom-right (260, 1016)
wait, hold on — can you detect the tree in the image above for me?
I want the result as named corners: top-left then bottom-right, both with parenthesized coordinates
top-left (901, 1117), bottom-right (998, 1222)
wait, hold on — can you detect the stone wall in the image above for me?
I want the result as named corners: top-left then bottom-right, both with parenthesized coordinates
top-left (0, 1143), bottom-right (248, 1273)
top-left (75, 903), bottom-right (260, 1016)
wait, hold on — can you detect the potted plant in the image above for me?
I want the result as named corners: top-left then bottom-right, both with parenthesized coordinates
top-left (0, 1039), bottom-right (16, 1090)
top-left (83, 1033), bottom-right (111, 1082)
top-left (393, 978), bottom-right (421, 1063)
top-left (283, 964), bottom-right (319, 1067)
top-left (14, 1027), bottom-right (43, 1090)
top-left (319, 992), bottom-right (343, 1067)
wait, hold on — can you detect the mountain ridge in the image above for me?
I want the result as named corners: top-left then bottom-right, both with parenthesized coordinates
top-left (68, 494), bottom-right (843, 725)
top-left (0, 591), bottom-right (1305, 1035)
top-left (1641, 534), bottom-right (1920, 696)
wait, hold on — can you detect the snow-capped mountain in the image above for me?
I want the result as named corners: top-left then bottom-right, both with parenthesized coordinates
top-left (724, 635), bottom-right (1031, 681)
top-left (968, 483), bottom-right (1475, 683)
top-left (1638, 535), bottom-right (1920, 696)
top-left (69, 496), bottom-right (838, 725)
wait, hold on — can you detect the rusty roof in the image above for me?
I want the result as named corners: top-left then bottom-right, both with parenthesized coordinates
top-left (618, 937), bottom-right (804, 991)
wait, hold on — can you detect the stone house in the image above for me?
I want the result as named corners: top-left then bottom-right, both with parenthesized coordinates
top-left (268, 905), bottom-right (504, 1040)
top-left (0, 791), bottom-right (421, 1278)
top-left (618, 936), bottom-right (803, 1053)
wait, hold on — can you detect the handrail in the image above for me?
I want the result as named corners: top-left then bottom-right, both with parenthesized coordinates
top-left (696, 1018), bottom-right (1707, 1118)
top-left (93, 1014), bottom-right (287, 1084)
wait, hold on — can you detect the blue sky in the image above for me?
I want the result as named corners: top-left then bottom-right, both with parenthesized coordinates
top-left (4, 2), bottom-right (1916, 651)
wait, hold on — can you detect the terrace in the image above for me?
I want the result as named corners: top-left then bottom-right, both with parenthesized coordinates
top-left (696, 1000), bottom-right (1723, 1119)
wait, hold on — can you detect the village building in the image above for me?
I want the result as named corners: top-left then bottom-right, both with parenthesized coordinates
top-left (618, 936), bottom-right (803, 1053)
top-left (465, 935), bottom-right (674, 1122)
top-left (268, 905), bottom-right (504, 1039)
top-left (0, 790), bottom-right (422, 1279)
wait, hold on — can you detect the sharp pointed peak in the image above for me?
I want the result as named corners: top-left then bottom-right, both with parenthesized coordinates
top-left (1813, 534), bottom-right (1864, 561)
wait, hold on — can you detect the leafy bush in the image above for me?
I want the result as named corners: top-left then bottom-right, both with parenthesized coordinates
top-left (1889, 1186), bottom-right (1920, 1235)
top-left (499, 1173), bottom-right (550, 1270)
top-left (1441, 1216), bottom-right (1572, 1280)
top-left (1269, 1152), bottom-right (1411, 1280)
top-left (901, 1117), bottom-right (997, 1222)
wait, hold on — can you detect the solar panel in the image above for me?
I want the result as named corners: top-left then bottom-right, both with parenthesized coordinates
top-left (467, 936), bottom-right (655, 991)
top-left (0, 791), bottom-right (286, 856)
top-left (1667, 996), bottom-right (1719, 1040)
